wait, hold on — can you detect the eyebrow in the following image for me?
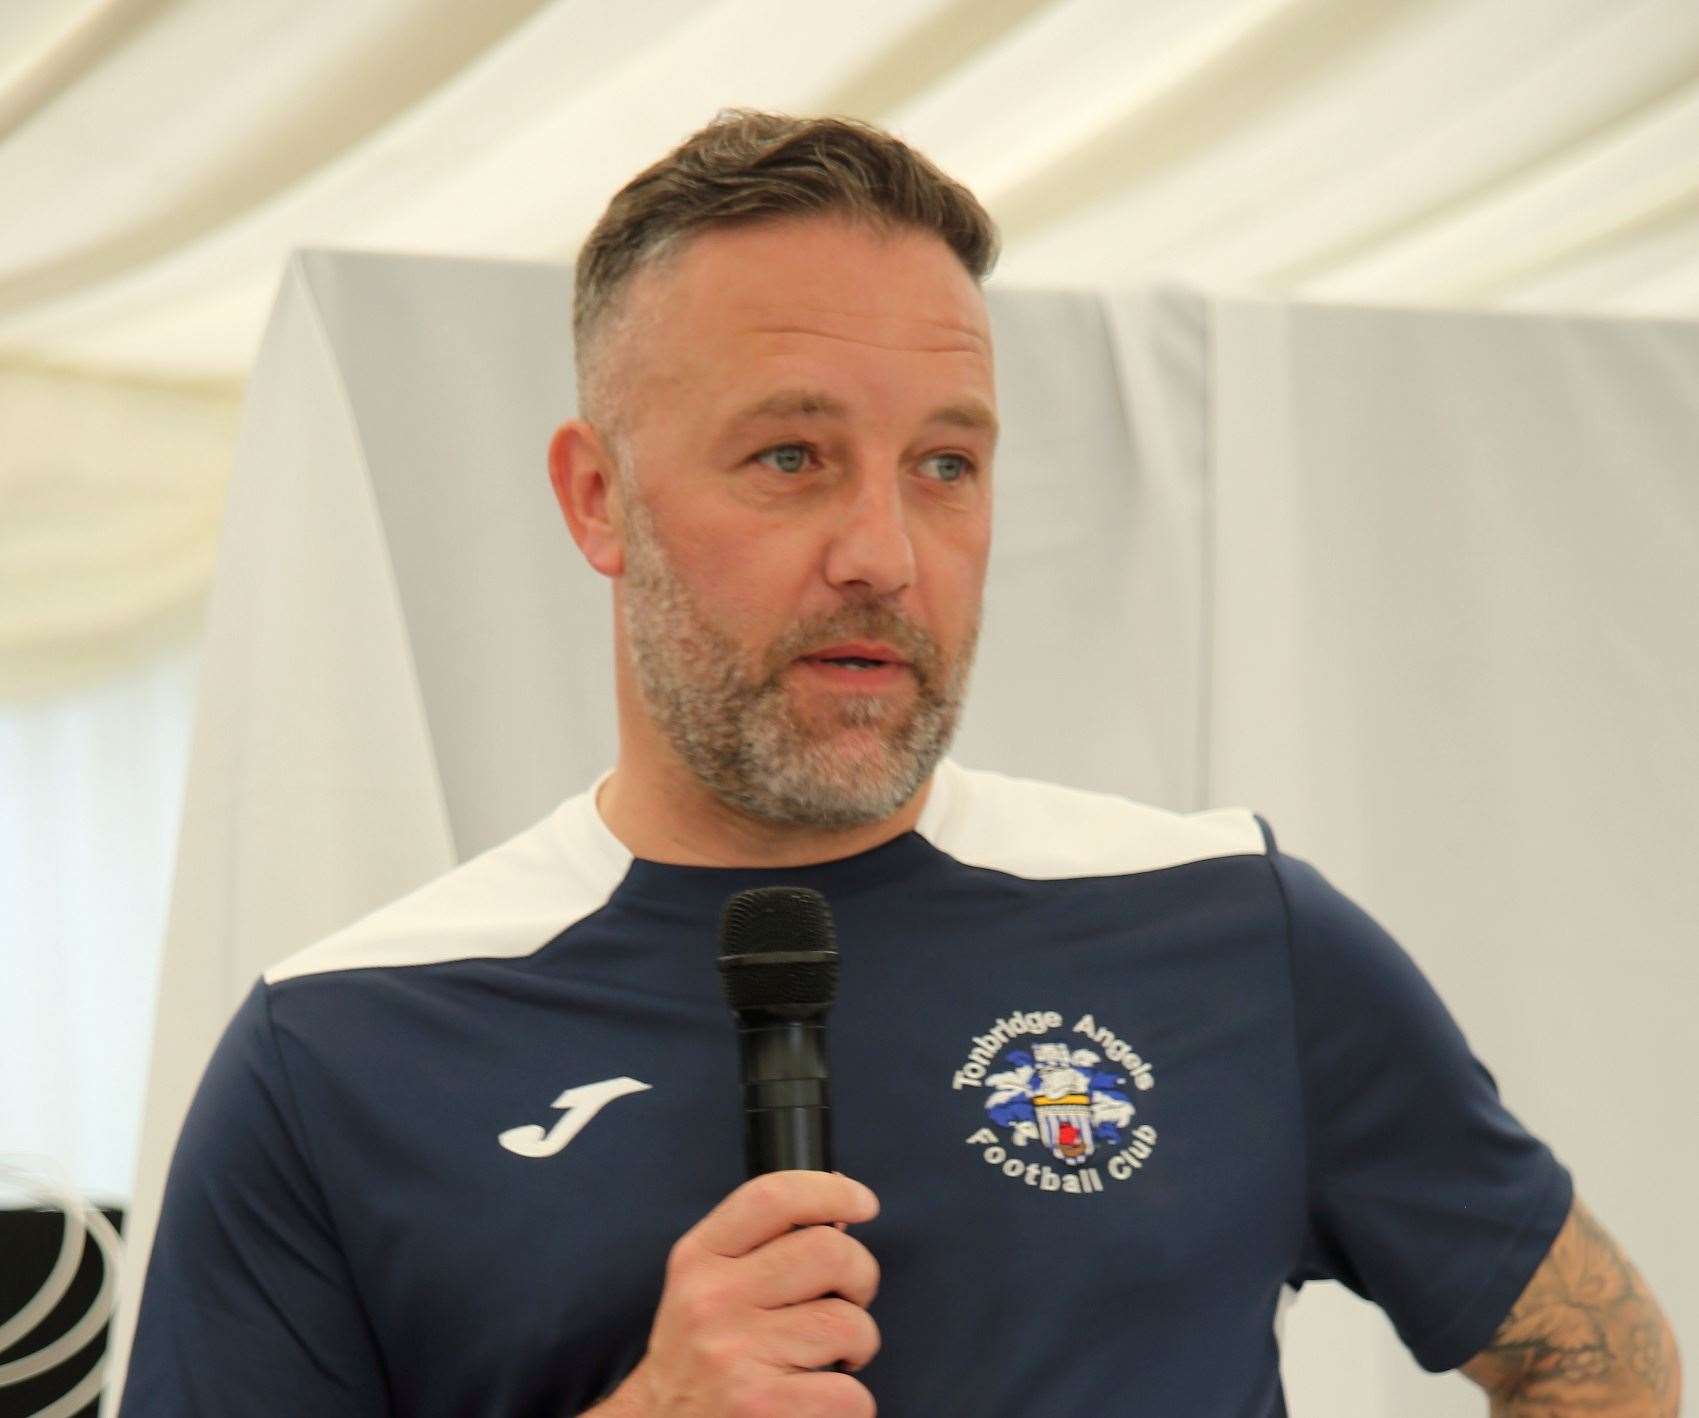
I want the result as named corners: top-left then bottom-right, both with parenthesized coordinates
top-left (722, 387), bottom-right (999, 440)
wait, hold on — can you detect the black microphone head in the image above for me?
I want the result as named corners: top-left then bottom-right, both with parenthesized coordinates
top-left (717, 886), bottom-right (839, 1020)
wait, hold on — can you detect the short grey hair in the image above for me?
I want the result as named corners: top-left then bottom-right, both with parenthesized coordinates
top-left (572, 108), bottom-right (1001, 484)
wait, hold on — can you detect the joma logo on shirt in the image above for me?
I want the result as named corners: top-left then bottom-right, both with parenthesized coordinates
top-left (498, 1076), bottom-right (652, 1158)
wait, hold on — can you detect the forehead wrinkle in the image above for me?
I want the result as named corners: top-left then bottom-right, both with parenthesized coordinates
top-left (722, 385), bottom-right (998, 440)
top-left (746, 322), bottom-right (991, 356)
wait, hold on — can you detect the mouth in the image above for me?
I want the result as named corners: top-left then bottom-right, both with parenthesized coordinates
top-left (799, 641), bottom-right (908, 668)
top-left (802, 655), bottom-right (895, 670)
top-left (795, 652), bottom-right (910, 688)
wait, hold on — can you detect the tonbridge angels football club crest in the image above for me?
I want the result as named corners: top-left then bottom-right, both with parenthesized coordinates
top-left (952, 1008), bottom-right (1160, 1194)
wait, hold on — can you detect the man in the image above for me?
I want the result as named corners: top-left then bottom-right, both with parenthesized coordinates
top-left (121, 110), bottom-right (1678, 1416)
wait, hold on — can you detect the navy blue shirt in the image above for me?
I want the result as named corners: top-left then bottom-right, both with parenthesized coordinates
top-left (121, 758), bottom-right (1572, 1416)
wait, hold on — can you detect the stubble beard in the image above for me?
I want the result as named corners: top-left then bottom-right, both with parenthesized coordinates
top-left (618, 490), bottom-right (978, 831)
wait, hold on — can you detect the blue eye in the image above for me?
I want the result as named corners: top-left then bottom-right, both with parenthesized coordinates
top-left (927, 452), bottom-right (974, 483)
top-left (754, 443), bottom-right (814, 475)
top-left (750, 443), bottom-right (978, 482)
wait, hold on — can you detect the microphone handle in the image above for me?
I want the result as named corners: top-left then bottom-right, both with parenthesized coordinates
top-left (738, 1017), bottom-right (832, 1174)
top-left (735, 1016), bottom-right (847, 1376)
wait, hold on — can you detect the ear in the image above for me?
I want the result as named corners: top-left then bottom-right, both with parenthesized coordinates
top-left (548, 419), bottom-right (624, 578)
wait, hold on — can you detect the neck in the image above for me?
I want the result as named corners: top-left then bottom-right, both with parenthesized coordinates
top-left (595, 754), bottom-right (934, 868)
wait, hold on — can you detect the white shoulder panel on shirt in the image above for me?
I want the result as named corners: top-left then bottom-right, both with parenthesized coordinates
top-left (918, 758), bottom-right (1267, 880)
top-left (263, 760), bottom-right (1269, 983)
top-left (264, 769), bottom-right (632, 984)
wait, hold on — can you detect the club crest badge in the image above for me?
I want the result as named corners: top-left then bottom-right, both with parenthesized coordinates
top-left (953, 1009), bottom-right (1159, 1195)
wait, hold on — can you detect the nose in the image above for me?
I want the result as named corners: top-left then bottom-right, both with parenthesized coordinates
top-left (822, 471), bottom-right (916, 598)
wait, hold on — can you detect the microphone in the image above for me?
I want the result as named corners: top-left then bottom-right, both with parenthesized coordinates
top-left (716, 886), bottom-right (839, 1175)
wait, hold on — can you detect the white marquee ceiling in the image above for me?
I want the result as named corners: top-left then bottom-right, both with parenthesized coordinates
top-left (3, 0), bottom-right (1697, 690)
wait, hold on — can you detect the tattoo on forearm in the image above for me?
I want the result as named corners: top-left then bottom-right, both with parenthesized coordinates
top-left (1477, 1196), bottom-right (1680, 1416)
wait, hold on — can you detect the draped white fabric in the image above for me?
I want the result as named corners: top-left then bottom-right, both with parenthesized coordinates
top-left (0, 632), bottom-right (197, 1207)
top-left (97, 250), bottom-right (1697, 1414)
top-left (0, 366), bottom-right (238, 697)
top-left (3, 0), bottom-right (1699, 690)
top-left (1208, 298), bottom-right (1699, 1412)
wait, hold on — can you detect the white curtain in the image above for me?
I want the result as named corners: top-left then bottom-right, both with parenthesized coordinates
top-left (94, 250), bottom-right (1698, 1415)
top-left (0, 631), bottom-right (199, 1207)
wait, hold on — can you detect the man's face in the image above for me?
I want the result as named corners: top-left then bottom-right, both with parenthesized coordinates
top-left (608, 214), bottom-right (997, 830)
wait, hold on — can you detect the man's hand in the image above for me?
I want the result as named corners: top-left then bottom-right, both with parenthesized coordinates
top-left (586, 1170), bottom-right (882, 1417)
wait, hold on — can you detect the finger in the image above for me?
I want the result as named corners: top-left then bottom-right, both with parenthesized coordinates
top-left (692, 1171), bottom-right (878, 1260)
top-left (759, 1297), bottom-right (881, 1375)
top-left (743, 1224), bottom-right (880, 1310)
top-left (770, 1369), bottom-right (878, 1418)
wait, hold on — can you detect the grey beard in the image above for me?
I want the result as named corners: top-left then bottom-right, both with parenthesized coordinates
top-left (618, 494), bottom-right (975, 831)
